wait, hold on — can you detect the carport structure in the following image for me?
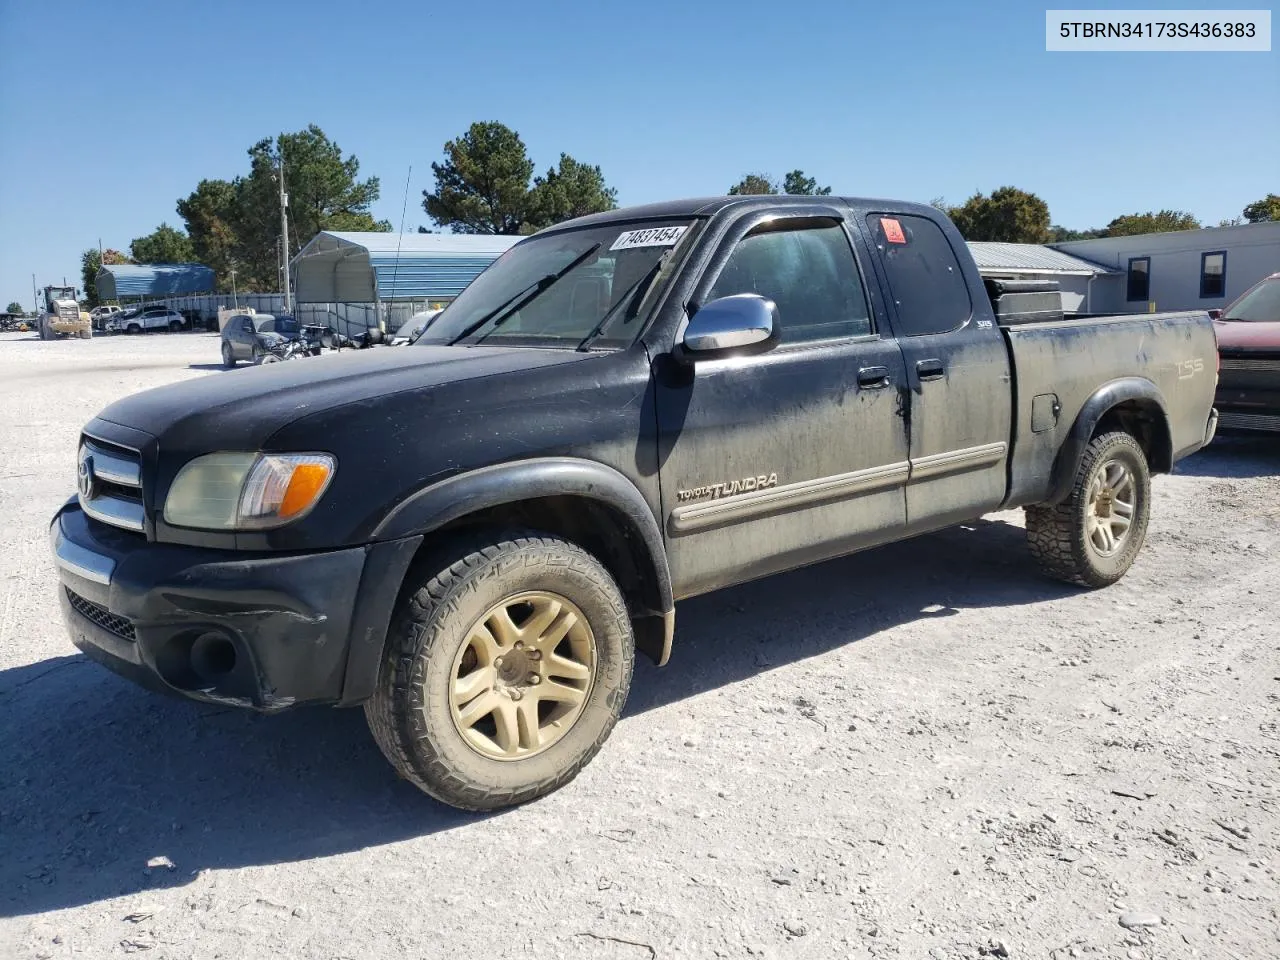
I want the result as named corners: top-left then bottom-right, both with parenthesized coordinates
top-left (95, 263), bottom-right (215, 302)
top-left (291, 232), bottom-right (521, 314)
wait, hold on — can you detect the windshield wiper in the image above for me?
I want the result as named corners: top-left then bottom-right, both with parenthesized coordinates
top-left (575, 257), bottom-right (667, 351)
top-left (448, 242), bottom-right (602, 346)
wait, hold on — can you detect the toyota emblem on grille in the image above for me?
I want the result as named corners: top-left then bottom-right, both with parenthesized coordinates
top-left (78, 451), bottom-right (95, 499)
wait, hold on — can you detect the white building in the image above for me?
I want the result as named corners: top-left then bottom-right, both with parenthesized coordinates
top-left (1052, 221), bottom-right (1280, 314)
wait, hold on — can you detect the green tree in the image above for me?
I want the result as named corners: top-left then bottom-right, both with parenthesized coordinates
top-left (130, 223), bottom-right (196, 264)
top-left (728, 173), bottom-right (779, 195)
top-left (1242, 193), bottom-right (1280, 223)
top-left (1049, 224), bottom-right (1107, 242)
top-left (1217, 217), bottom-right (1245, 228)
top-left (234, 126), bottom-right (389, 289)
top-left (177, 178), bottom-right (239, 290)
top-left (424, 122), bottom-right (538, 234)
top-left (80, 247), bottom-right (131, 307)
top-left (782, 169), bottom-right (831, 196)
top-left (527, 154), bottom-right (617, 232)
top-left (947, 186), bottom-right (1051, 243)
top-left (1104, 210), bottom-right (1200, 236)
top-left (6, 301), bottom-right (23, 315)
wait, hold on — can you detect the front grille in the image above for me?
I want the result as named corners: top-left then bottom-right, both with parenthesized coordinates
top-left (1220, 358), bottom-right (1280, 372)
top-left (1218, 411), bottom-right (1280, 433)
top-left (79, 436), bottom-right (146, 535)
top-left (65, 588), bottom-right (136, 642)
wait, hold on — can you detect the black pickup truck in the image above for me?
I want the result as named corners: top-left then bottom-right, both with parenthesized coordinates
top-left (51, 196), bottom-right (1219, 810)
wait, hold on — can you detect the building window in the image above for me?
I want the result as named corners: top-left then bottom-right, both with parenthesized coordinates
top-left (1126, 257), bottom-right (1150, 302)
top-left (1200, 251), bottom-right (1226, 299)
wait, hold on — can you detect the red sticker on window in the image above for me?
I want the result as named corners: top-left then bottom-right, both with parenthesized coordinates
top-left (880, 217), bottom-right (906, 244)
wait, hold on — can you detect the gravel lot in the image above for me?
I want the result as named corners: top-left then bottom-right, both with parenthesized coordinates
top-left (1, 331), bottom-right (1277, 960)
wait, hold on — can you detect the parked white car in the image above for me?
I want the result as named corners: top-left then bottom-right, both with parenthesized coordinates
top-left (106, 306), bottom-right (186, 334)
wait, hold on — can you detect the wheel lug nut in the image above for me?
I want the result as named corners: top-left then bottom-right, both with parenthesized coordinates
top-left (494, 657), bottom-right (504, 668)
top-left (514, 641), bottom-right (524, 649)
top-left (509, 689), bottom-right (523, 701)
top-left (528, 674), bottom-right (541, 685)
top-left (527, 650), bottom-right (541, 661)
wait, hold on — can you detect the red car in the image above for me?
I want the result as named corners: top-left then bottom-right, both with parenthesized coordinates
top-left (1213, 272), bottom-right (1280, 434)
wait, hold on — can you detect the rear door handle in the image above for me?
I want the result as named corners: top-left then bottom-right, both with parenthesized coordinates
top-left (916, 358), bottom-right (945, 382)
top-left (857, 366), bottom-right (890, 389)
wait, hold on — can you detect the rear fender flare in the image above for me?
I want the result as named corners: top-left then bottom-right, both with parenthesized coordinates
top-left (1045, 377), bottom-right (1171, 505)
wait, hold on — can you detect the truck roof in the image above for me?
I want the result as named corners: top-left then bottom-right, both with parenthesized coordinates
top-left (542, 195), bottom-right (945, 233)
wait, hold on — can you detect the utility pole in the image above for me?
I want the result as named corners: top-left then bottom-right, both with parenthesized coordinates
top-left (32, 273), bottom-right (39, 313)
top-left (230, 265), bottom-right (239, 308)
top-left (278, 153), bottom-right (291, 313)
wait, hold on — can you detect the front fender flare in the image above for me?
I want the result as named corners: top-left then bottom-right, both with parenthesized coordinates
top-left (1046, 377), bottom-right (1170, 505)
top-left (372, 455), bottom-right (673, 624)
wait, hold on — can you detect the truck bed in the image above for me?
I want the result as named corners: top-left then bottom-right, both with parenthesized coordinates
top-left (1001, 310), bottom-right (1218, 508)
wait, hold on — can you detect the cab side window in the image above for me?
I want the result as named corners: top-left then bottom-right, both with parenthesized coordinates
top-left (866, 214), bottom-right (972, 336)
top-left (708, 222), bottom-right (872, 344)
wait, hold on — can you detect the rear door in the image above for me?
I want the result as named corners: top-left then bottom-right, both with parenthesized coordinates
top-left (861, 212), bottom-right (1012, 532)
top-left (655, 211), bottom-right (911, 598)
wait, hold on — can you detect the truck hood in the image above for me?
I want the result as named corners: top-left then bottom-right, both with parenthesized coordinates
top-left (95, 345), bottom-right (596, 450)
top-left (1215, 319), bottom-right (1280, 351)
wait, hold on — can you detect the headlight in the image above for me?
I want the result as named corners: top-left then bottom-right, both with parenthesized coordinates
top-left (163, 453), bottom-right (336, 530)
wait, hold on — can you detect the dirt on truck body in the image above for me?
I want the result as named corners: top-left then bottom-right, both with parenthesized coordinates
top-left (50, 195), bottom-right (1218, 810)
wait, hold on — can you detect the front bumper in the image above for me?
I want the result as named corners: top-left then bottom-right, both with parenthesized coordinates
top-left (51, 502), bottom-right (419, 710)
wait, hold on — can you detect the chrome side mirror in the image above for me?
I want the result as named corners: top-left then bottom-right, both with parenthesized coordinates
top-left (678, 294), bottom-right (779, 361)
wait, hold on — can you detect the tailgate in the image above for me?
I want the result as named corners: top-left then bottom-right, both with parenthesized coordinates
top-left (1001, 311), bottom-right (1217, 506)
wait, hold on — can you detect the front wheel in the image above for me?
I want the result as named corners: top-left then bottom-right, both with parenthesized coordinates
top-left (169, 319), bottom-right (182, 333)
top-left (364, 531), bottom-right (634, 811)
top-left (1025, 430), bottom-right (1151, 587)
top-left (126, 323), bottom-right (141, 335)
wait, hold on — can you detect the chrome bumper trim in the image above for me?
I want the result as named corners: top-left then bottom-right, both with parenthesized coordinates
top-left (50, 523), bottom-right (115, 585)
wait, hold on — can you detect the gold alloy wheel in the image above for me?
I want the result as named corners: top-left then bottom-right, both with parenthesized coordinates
top-left (448, 591), bottom-right (596, 761)
top-left (1085, 458), bottom-right (1136, 557)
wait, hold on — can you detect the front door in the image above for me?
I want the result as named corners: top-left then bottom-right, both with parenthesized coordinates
top-left (862, 212), bottom-right (1013, 532)
top-left (655, 215), bottom-right (911, 598)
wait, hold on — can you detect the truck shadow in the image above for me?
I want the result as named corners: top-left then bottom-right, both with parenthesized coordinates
top-left (1, 517), bottom-right (1067, 918)
top-left (1174, 435), bottom-right (1280, 479)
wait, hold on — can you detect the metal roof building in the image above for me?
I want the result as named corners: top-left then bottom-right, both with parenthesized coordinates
top-left (965, 242), bottom-right (1122, 316)
top-left (96, 263), bottom-right (216, 300)
top-left (966, 242), bottom-right (1119, 277)
top-left (292, 232), bottom-right (522, 304)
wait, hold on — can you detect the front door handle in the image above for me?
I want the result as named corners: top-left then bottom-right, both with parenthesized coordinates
top-left (857, 366), bottom-right (890, 389)
top-left (916, 358), bottom-right (945, 382)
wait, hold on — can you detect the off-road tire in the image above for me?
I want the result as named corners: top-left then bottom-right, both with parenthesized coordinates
top-left (79, 328), bottom-right (92, 339)
top-left (1026, 430), bottom-right (1151, 588)
top-left (221, 341), bottom-right (235, 368)
top-left (364, 530), bottom-right (634, 811)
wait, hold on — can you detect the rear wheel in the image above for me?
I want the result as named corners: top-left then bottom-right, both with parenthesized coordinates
top-left (1025, 430), bottom-right (1151, 587)
top-left (169, 319), bottom-right (182, 332)
top-left (364, 531), bottom-right (634, 810)
top-left (221, 341), bottom-right (235, 368)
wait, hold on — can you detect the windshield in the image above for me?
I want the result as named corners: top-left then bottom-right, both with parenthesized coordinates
top-left (1224, 277), bottom-right (1280, 322)
top-left (416, 219), bottom-right (697, 349)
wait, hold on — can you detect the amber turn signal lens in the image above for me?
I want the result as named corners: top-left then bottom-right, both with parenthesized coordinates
top-left (279, 462), bottom-right (333, 519)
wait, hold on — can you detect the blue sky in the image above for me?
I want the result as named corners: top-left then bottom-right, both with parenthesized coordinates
top-left (0, 0), bottom-right (1275, 309)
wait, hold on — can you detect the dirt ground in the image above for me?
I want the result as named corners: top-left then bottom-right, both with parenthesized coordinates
top-left (1, 331), bottom-right (1276, 960)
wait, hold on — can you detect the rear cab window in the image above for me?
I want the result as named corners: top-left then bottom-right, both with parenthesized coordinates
top-left (865, 213), bottom-right (972, 337)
